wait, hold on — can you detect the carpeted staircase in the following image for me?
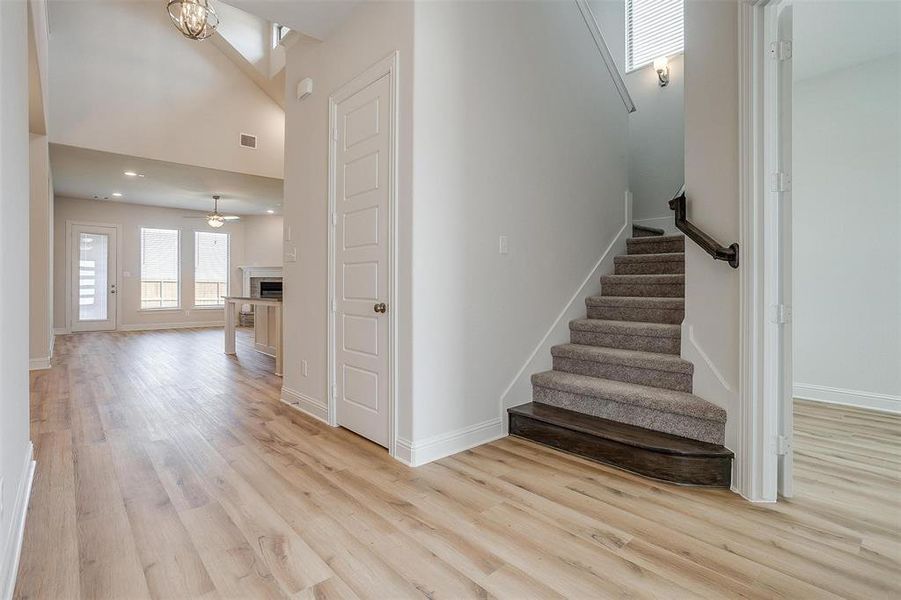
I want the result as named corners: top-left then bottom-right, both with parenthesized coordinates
top-left (508, 228), bottom-right (733, 486)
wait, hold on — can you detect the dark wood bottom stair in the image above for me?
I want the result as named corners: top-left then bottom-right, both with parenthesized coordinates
top-left (508, 402), bottom-right (733, 487)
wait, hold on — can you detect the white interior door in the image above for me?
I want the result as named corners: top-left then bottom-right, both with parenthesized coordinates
top-left (333, 71), bottom-right (392, 448)
top-left (71, 224), bottom-right (118, 332)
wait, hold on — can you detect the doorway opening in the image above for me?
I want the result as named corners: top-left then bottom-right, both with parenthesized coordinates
top-left (788, 0), bottom-right (901, 501)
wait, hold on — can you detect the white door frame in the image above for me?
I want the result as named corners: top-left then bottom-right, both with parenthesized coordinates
top-left (65, 220), bottom-right (122, 333)
top-left (327, 51), bottom-right (399, 458)
top-left (737, 0), bottom-right (792, 502)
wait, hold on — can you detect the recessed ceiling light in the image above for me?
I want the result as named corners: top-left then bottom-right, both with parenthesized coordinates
top-left (112, 192), bottom-right (123, 197)
top-left (124, 171), bottom-right (137, 177)
top-left (266, 209), bottom-right (275, 214)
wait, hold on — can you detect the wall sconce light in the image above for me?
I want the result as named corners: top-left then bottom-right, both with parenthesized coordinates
top-left (654, 56), bottom-right (670, 87)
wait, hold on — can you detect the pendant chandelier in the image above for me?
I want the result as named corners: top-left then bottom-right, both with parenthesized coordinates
top-left (167, 0), bottom-right (219, 41)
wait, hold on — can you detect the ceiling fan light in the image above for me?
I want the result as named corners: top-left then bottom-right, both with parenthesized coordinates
top-left (207, 215), bottom-right (225, 228)
top-left (167, 0), bottom-right (219, 41)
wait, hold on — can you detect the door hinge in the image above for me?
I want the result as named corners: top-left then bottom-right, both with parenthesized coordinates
top-left (771, 171), bottom-right (792, 192)
top-left (330, 298), bottom-right (337, 313)
top-left (332, 127), bottom-right (339, 141)
top-left (331, 212), bottom-right (337, 227)
top-left (770, 304), bottom-right (792, 324)
top-left (331, 384), bottom-right (337, 399)
top-left (776, 434), bottom-right (792, 456)
top-left (770, 40), bottom-right (792, 61)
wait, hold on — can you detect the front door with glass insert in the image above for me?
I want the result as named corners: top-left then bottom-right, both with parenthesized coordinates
top-left (70, 224), bottom-right (118, 332)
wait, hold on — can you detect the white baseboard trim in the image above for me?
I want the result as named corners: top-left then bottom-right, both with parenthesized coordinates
top-left (1, 443), bottom-right (35, 600)
top-left (28, 357), bottom-right (51, 371)
top-left (52, 327), bottom-right (68, 336)
top-left (396, 417), bottom-right (505, 467)
top-left (280, 387), bottom-right (329, 424)
top-left (633, 215), bottom-right (678, 235)
top-left (497, 206), bottom-right (631, 427)
top-left (794, 383), bottom-right (901, 414)
top-left (118, 321), bottom-right (225, 332)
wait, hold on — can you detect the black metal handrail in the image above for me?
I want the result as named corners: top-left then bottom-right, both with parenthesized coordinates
top-left (669, 186), bottom-right (739, 269)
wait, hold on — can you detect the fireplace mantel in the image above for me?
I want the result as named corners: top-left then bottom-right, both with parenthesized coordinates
top-left (237, 266), bottom-right (283, 296)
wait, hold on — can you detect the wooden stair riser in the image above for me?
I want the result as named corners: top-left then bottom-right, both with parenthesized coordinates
top-left (509, 407), bottom-right (732, 487)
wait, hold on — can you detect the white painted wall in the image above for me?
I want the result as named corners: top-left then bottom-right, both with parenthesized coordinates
top-left (281, 0), bottom-right (415, 436)
top-left (29, 134), bottom-right (53, 368)
top-left (48, 0), bottom-right (285, 179)
top-left (792, 52), bottom-right (901, 411)
top-left (626, 55), bottom-right (684, 226)
top-left (53, 197), bottom-right (246, 332)
top-left (681, 0), bottom-right (741, 450)
top-left (1, 0), bottom-right (35, 595)
top-left (281, 1), bottom-right (629, 460)
top-left (593, 0), bottom-right (683, 230)
top-left (410, 0), bottom-right (629, 448)
top-left (212, 2), bottom-right (285, 107)
top-left (241, 215), bottom-right (284, 267)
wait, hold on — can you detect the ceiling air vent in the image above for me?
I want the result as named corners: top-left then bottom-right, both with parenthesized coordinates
top-left (239, 133), bottom-right (257, 149)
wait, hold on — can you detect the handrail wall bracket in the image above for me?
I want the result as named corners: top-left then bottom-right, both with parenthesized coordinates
top-left (669, 188), bottom-right (740, 269)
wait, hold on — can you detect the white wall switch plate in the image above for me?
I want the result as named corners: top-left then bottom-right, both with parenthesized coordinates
top-left (285, 247), bottom-right (297, 262)
top-left (302, 360), bottom-right (308, 376)
top-left (123, 271), bottom-right (131, 278)
top-left (498, 235), bottom-right (509, 255)
top-left (284, 226), bottom-right (292, 242)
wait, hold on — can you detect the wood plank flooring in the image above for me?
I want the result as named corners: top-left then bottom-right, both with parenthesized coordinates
top-left (14, 328), bottom-right (901, 599)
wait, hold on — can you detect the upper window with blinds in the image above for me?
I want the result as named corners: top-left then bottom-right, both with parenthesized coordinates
top-left (625, 0), bottom-right (684, 73)
top-left (194, 232), bottom-right (229, 307)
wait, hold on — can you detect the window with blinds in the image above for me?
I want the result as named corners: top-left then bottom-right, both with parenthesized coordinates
top-left (194, 231), bottom-right (229, 307)
top-left (140, 228), bottom-right (180, 309)
top-left (625, 0), bottom-right (684, 72)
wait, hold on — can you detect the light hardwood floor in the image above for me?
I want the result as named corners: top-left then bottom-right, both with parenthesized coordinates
top-left (14, 328), bottom-right (901, 599)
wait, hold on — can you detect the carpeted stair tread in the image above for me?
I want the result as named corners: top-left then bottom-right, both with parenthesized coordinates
top-left (532, 370), bottom-right (726, 423)
top-left (600, 274), bottom-right (684, 284)
top-left (586, 296), bottom-right (684, 309)
top-left (614, 253), bottom-right (684, 264)
top-left (585, 296), bottom-right (685, 325)
top-left (570, 319), bottom-right (680, 337)
top-left (552, 344), bottom-right (693, 374)
top-left (508, 402), bottom-right (731, 457)
top-left (600, 273), bottom-right (685, 298)
top-left (631, 224), bottom-right (666, 238)
top-left (626, 234), bottom-right (684, 246)
top-left (626, 235), bottom-right (685, 255)
top-left (614, 252), bottom-right (685, 274)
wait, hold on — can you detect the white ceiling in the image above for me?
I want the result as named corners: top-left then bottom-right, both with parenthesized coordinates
top-left (222, 0), bottom-right (361, 41)
top-left (794, 1), bottom-right (900, 81)
top-left (50, 144), bottom-right (283, 215)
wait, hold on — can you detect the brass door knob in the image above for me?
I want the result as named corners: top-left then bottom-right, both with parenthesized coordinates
top-left (374, 302), bottom-right (387, 314)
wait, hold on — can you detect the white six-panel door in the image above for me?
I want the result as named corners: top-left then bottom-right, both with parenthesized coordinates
top-left (70, 223), bottom-right (118, 332)
top-left (333, 70), bottom-right (392, 447)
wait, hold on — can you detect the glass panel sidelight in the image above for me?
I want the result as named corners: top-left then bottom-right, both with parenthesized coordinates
top-left (78, 232), bottom-right (109, 321)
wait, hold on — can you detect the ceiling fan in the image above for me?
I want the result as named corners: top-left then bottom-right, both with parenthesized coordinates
top-left (184, 195), bottom-right (240, 228)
